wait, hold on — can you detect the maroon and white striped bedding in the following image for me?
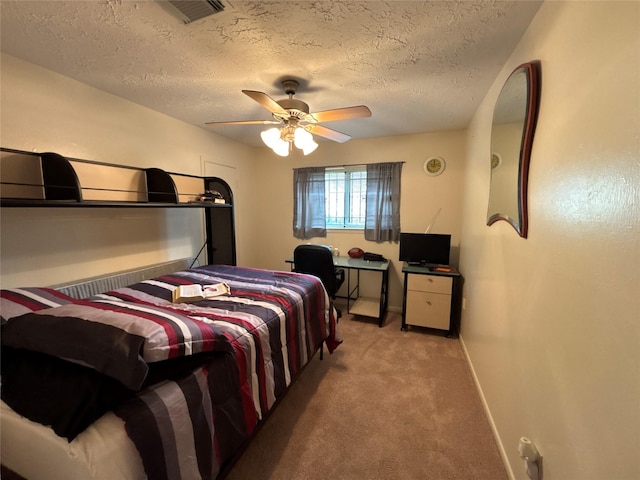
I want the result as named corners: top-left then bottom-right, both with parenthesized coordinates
top-left (1, 265), bottom-right (340, 480)
top-left (0, 287), bottom-right (76, 322)
top-left (114, 351), bottom-right (254, 480)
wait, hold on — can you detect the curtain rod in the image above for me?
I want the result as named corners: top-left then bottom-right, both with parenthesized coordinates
top-left (293, 161), bottom-right (405, 170)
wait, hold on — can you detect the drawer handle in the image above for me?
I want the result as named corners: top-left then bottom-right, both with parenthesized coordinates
top-left (426, 300), bottom-right (432, 306)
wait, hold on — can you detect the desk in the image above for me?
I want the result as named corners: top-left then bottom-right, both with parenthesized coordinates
top-left (286, 256), bottom-right (390, 327)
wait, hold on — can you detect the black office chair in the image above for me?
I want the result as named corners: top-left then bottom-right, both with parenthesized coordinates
top-left (293, 244), bottom-right (345, 318)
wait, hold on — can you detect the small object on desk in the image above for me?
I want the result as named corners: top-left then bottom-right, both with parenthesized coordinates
top-left (433, 266), bottom-right (453, 273)
top-left (363, 252), bottom-right (386, 262)
top-left (172, 283), bottom-right (230, 303)
top-left (348, 247), bottom-right (364, 258)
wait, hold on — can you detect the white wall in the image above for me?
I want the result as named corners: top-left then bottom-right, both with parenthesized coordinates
top-left (0, 53), bottom-right (261, 287)
top-left (250, 129), bottom-right (467, 310)
top-left (459, 2), bottom-right (639, 479)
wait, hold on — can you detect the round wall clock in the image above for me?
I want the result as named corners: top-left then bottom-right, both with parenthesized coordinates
top-left (491, 152), bottom-right (502, 170)
top-left (424, 156), bottom-right (446, 176)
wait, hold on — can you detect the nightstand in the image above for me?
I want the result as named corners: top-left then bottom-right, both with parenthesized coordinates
top-left (401, 263), bottom-right (462, 336)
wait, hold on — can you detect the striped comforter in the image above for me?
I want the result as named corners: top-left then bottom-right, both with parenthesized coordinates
top-left (1, 265), bottom-right (340, 480)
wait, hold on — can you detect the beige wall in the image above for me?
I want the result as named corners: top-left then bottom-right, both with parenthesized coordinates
top-left (1, 52), bottom-right (466, 311)
top-left (0, 53), bottom-right (262, 287)
top-left (250, 130), bottom-right (466, 310)
top-left (459, 2), bottom-right (639, 479)
top-left (3, 2), bottom-right (638, 478)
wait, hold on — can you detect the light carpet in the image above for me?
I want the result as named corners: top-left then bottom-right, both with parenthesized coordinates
top-left (225, 306), bottom-right (508, 480)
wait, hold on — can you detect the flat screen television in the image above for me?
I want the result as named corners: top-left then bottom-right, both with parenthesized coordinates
top-left (399, 233), bottom-right (451, 266)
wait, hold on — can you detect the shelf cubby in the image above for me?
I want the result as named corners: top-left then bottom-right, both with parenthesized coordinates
top-left (0, 147), bottom-right (228, 209)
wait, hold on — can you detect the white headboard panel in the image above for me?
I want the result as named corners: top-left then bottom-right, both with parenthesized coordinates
top-left (52, 258), bottom-right (193, 299)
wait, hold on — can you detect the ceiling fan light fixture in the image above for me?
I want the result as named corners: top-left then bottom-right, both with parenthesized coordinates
top-left (261, 125), bottom-right (317, 156)
top-left (261, 127), bottom-right (290, 156)
top-left (206, 79), bottom-right (371, 153)
top-left (302, 141), bottom-right (318, 156)
top-left (293, 127), bottom-right (312, 148)
top-left (260, 127), bottom-right (282, 149)
top-left (294, 127), bottom-right (318, 155)
top-left (272, 139), bottom-right (290, 157)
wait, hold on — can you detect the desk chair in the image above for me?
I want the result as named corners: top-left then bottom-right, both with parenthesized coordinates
top-left (293, 245), bottom-right (345, 318)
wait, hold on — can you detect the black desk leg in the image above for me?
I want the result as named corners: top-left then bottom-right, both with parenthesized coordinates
top-left (378, 269), bottom-right (389, 327)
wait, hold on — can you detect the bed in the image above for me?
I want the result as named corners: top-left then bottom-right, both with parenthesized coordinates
top-left (0, 263), bottom-right (341, 480)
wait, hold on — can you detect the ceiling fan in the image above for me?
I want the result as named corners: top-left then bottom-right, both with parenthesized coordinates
top-left (205, 79), bottom-right (372, 155)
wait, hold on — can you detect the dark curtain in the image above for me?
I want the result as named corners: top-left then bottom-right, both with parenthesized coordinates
top-left (365, 162), bottom-right (402, 242)
top-left (293, 167), bottom-right (327, 239)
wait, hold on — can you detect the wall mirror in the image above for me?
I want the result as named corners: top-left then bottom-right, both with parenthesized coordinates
top-left (487, 61), bottom-right (541, 238)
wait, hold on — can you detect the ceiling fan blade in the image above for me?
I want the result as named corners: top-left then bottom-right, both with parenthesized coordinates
top-left (307, 105), bottom-right (371, 123)
top-left (205, 119), bottom-right (281, 126)
top-left (242, 90), bottom-right (289, 115)
top-left (307, 124), bottom-right (352, 143)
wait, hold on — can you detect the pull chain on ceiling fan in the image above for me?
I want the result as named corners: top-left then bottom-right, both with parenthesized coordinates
top-left (205, 80), bottom-right (372, 156)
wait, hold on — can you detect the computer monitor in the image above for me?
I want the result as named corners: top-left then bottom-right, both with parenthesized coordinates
top-left (399, 233), bottom-right (451, 266)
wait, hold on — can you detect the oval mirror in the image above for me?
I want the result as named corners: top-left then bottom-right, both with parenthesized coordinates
top-left (487, 61), bottom-right (541, 238)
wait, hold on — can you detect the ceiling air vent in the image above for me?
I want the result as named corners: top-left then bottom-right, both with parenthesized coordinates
top-left (167, 1), bottom-right (225, 24)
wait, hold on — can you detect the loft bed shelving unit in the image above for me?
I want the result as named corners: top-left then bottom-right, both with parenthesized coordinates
top-left (1, 147), bottom-right (217, 208)
top-left (0, 147), bottom-right (237, 265)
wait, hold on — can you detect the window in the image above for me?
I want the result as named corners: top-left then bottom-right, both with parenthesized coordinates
top-left (325, 167), bottom-right (367, 229)
top-left (293, 162), bottom-right (402, 241)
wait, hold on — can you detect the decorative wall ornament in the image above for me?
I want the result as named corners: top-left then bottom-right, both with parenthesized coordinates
top-left (491, 152), bottom-right (502, 170)
top-left (424, 156), bottom-right (446, 176)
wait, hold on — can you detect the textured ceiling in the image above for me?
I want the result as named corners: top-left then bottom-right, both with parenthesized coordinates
top-left (0, 0), bottom-right (542, 147)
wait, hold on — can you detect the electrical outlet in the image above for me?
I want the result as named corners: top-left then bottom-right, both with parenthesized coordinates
top-left (518, 437), bottom-right (542, 480)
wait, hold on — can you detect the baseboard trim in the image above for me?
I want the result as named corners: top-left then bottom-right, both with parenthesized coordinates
top-left (458, 333), bottom-right (515, 480)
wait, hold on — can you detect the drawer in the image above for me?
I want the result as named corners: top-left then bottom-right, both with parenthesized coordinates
top-left (407, 274), bottom-right (452, 294)
top-left (405, 291), bottom-right (452, 330)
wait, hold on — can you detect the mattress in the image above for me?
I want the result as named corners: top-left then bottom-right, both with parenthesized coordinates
top-left (1, 400), bottom-right (145, 480)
